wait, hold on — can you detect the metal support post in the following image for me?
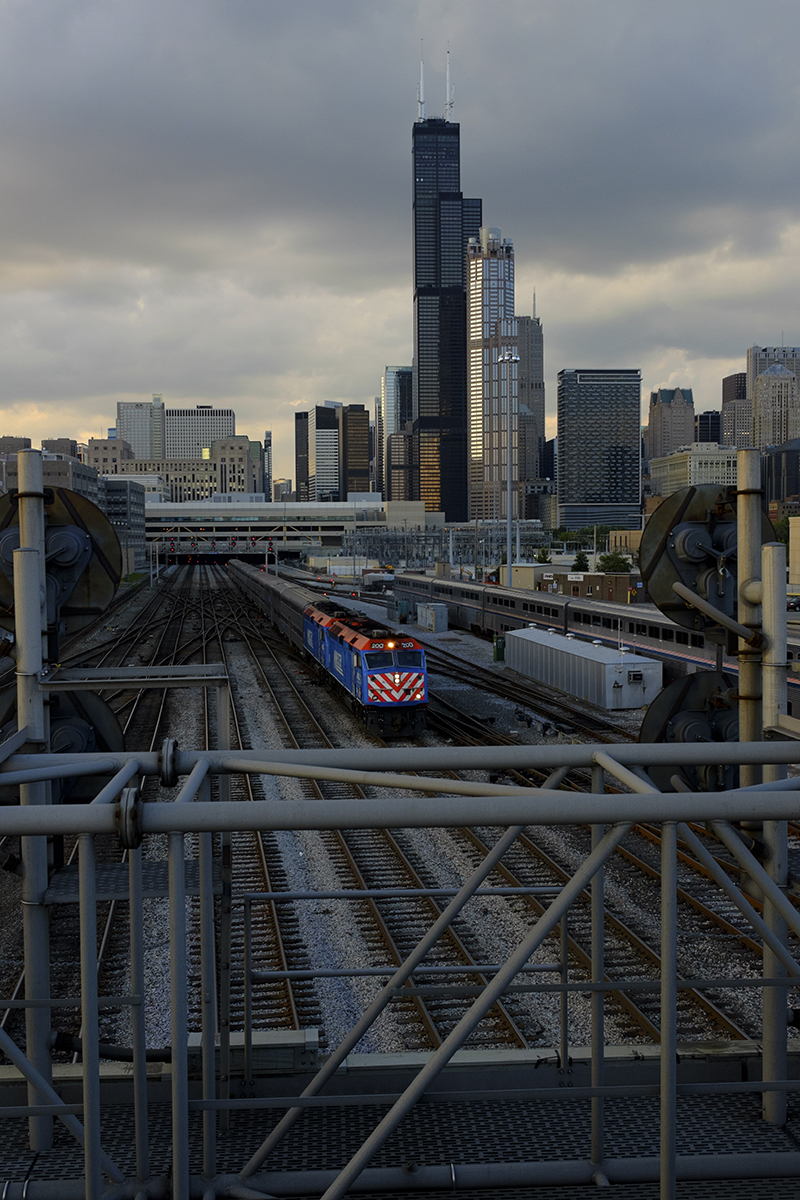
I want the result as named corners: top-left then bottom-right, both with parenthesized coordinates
top-left (216, 682), bottom-right (232, 1132)
top-left (169, 831), bottom-right (190, 1200)
top-left (199, 809), bottom-right (218, 1176)
top-left (128, 846), bottom-right (150, 1182)
top-left (660, 822), bottom-right (677, 1200)
top-left (79, 835), bottom-right (102, 1200)
top-left (591, 764), bottom-right (605, 1173)
top-left (14, 541), bottom-right (52, 1151)
top-left (762, 541), bottom-right (789, 1122)
top-left (559, 914), bottom-right (569, 1070)
top-left (244, 898), bottom-right (253, 1084)
top-left (737, 448), bottom-right (763, 788)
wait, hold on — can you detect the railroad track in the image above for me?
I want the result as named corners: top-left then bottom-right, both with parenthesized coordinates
top-left (213, 566), bottom-right (541, 1049)
top-left (222, 568), bottom-right (766, 1045)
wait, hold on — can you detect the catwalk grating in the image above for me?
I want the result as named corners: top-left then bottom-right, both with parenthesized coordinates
top-left (5, 1093), bottom-right (800, 1183)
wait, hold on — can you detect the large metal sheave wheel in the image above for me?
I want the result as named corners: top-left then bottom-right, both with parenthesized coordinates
top-left (0, 486), bottom-right (122, 636)
top-left (639, 483), bottom-right (774, 647)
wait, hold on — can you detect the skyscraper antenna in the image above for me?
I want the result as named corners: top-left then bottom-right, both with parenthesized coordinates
top-left (532, 289), bottom-right (537, 319)
top-left (417, 40), bottom-right (425, 121)
top-left (445, 46), bottom-right (454, 120)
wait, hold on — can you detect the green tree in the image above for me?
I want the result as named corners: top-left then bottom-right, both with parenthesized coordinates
top-left (597, 550), bottom-right (632, 573)
top-left (773, 516), bottom-right (789, 545)
top-left (534, 545), bottom-right (552, 564)
top-left (572, 549), bottom-right (590, 571)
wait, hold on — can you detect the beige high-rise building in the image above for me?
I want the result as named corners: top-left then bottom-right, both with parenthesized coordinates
top-left (747, 346), bottom-right (800, 401)
top-left (645, 388), bottom-right (695, 461)
top-left (466, 227), bottom-right (517, 521)
top-left (752, 364), bottom-right (799, 448)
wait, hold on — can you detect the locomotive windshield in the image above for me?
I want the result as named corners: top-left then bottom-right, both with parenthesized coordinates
top-left (396, 650), bottom-right (423, 667)
top-left (365, 651), bottom-right (394, 668)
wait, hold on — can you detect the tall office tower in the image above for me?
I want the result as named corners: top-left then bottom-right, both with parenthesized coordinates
top-left (752, 364), bottom-right (800, 448)
top-left (557, 369), bottom-right (642, 530)
top-left (263, 431), bottom-right (272, 501)
top-left (747, 346), bottom-right (800, 400)
top-left (295, 412), bottom-right (309, 501)
top-left (273, 478), bottom-right (292, 502)
top-left (412, 72), bottom-right (481, 520)
top-left (645, 388), bottom-right (694, 460)
top-left (387, 432), bottom-right (414, 500)
top-left (379, 367), bottom-right (413, 498)
top-left (466, 228), bottom-right (516, 521)
top-left (721, 372), bottom-right (747, 446)
top-left (517, 312), bottom-right (545, 484)
top-left (165, 405), bottom-right (235, 458)
top-left (338, 404), bottom-right (371, 496)
top-left (694, 410), bottom-right (722, 443)
top-left (308, 405), bottom-right (340, 502)
top-left (117, 395), bottom-right (165, 459)
top-left (541, 437), bottom-right (556, 481)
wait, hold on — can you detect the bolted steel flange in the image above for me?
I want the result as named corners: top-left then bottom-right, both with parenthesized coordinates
top-left (116, 786), bottom-right (143, 849)
top-left (160, 736), bottom-right (179, 787)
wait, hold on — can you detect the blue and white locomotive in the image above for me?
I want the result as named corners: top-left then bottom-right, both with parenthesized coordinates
top-left (228, 560), bottom-right (427, 736)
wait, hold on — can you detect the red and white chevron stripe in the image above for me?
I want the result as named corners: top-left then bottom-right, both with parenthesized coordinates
top-left (367, 671), bottom-right (426, 705)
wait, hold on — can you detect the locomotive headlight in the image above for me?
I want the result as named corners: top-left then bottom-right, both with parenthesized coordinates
top-left (388, 641), bottom-right (395, 648)
top-left (394, 673), bottom-right (400, 684)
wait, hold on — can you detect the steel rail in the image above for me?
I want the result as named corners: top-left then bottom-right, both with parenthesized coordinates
top-left (202, 566), bottom-right (302, 1033)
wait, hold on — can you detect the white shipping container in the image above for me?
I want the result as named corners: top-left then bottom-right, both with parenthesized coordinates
top-left (417, 602), bottom-right (449, 632)
top-left (505, 628), bottom-right (661, 710)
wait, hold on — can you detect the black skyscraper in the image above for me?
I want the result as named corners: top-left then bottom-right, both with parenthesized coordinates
top-left (412, 116), bottom-right (481, 520)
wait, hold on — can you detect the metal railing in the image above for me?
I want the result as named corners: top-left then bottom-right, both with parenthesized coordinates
top-left (2, 743), bottom-right (800, 1198)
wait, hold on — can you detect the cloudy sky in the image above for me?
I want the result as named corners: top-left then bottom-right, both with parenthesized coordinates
top-left (1, 0), bottom-right (799, 478)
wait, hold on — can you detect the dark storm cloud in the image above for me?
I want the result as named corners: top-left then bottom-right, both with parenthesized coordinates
top-left (1, 0), bottom-right (799, 468)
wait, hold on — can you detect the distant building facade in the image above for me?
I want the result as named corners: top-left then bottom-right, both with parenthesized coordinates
top-left (42, 438), bottom-right (79, 458)
top-left (752, 364), bottom-right (799, 448)
top-left (764, 438), bottom-right (800, 508)
top-left (295, 412), bottom-right (309, 502)
top-left (649, 443), bottom-right (737, 499)
top-left (517, 313), bottom-right (545, 487)
top-left (386, 432), bottom-right (414, 502)
top-left (165, 405), bottom-right (235, 458)
top-left (308, 406), bottom-right (340, 502)
top-left (263, 431), bottom-right (272, 501)
top-left (0, 437), bottom-right (31, 454)
top-left (645, 388), bottom-right (694, 461)
top-left (117, 395), bottom-right (165, 459)
top-left (120, 436), bottom-right (262, 501)
top-left (694, 410), bottom-right (721, 443)
top-left (721, 371), bottom-right (748, 447)
top-left (86, 438), bottom-right (134, 475)
top-left (0, 454), bottom-right (100, 503)
top-left (102, 478), bottom-right (147, 571)
top-left (378, 367), bottom-right (413, 499)
top-left (557, 369), bottom-right (641, 529)
top-left (747, 347), bottom-right (800, 401)
top-left (272, 478), bottom-right (293, 502)
top-left (466, 227), bottom-right (517, 521)
top-left (338, 405), bottom-right (370, 497)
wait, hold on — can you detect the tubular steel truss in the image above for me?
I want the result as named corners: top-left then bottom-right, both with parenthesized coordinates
top-left (2, 742), bottom-right (800, 1199)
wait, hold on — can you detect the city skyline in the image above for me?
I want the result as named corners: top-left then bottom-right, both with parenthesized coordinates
top-left (1, 1), bottom-right (799, 479)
